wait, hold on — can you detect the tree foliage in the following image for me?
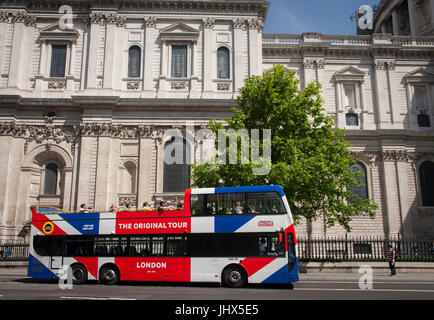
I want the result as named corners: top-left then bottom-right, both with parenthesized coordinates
top-left (192, 65), bottom-right (377, 231)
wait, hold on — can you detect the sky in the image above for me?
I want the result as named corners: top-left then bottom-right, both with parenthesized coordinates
top-left (263, 0), bottom-right (381, 35)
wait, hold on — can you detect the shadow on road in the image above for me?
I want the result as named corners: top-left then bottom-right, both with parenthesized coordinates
top-left (15, 277), bottom-right (294, 290)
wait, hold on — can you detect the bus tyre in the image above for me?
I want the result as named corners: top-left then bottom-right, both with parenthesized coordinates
top-left (100, 266), bottom-right (120, 285)
top-left (222, 266), bottom-right (246, 288)
top-left (71, 264), bottom-right (87, 285)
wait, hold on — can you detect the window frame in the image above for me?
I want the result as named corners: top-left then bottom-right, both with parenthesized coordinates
top-left (43, 163), bottom-right (59, 195)
top-left (163, 137), bottom-right (191, 193)
top-left (217, 46), bottom-right (231, 79)
top-left (170, 44), bottom-right (189, 78)
top-left (419, 161), bottom-right (434, 207)
top-left (346, 112), bottom-right (359, 126)
top-left (348, 162), bottom-right (369, 202)
top-left (190, 192), bottom-right (287, 216)
top-left (49, 43), bottom-right (68, 78)
top-left (127, 45), bottom-right (142, 78)
top-left (36, 233), bottom-right (285, 259)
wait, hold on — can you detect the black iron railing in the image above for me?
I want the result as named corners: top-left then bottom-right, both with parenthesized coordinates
top-left (297, 236), bottom-right (434, 262)
top-left (1, 236), bottom-right (434, 262)
top-left (0, 243), bottom-right (29, 261)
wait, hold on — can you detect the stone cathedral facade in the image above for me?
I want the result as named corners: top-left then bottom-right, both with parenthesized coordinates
top-left (0, 0), bottom-right (433, 241)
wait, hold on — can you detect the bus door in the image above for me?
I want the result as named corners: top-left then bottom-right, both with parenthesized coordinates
top-left (49, 237), bottom-right (64, 269)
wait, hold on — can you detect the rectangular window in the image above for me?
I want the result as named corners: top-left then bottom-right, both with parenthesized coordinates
top-left (65, 237), bottom-right (94, 257)
top-left (171, 45), bottom-right (187, 78)
top-left (246, 192), bottom-right (286, 215)
top-left (418, 114), bottom-right (431, 127)
top-left (34, 233), bottom-right (287, 259)
top-left (167, 236), bottom-right (188, 257)
top-left (346, 113), bottom-right (359, 126)
top-left (191, 192), bottom-right (286, 216)
top-left (206, 193), bottom-right (246, 215)
top-left (190, 194), bottom-right (206, 216)
top-left (50, 44), bottom-right (67, 78)
top-left (188, 233), bottom-right (263, 257)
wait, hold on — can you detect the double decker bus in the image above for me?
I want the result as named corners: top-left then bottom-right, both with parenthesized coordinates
top-left (28, 185), bottom-right (299, 288)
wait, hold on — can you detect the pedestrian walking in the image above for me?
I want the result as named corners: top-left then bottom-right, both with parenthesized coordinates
top-left (387, 244), bottom-right (396, 276)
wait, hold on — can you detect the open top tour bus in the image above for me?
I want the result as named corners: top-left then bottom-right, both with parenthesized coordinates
top-left (28, 185), bottom-right (299, 287)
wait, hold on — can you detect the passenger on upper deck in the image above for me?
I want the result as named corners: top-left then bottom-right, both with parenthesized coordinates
top-left (142, 202), bottom-right (152, 211)
top-left (109, 204), bottom-right (119, 212)
top-left (158, 201), bottom-right (167, 213)
top-left (80, 203), bottom-right (90, 213)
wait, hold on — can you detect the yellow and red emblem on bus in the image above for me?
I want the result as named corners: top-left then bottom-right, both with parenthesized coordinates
top-left (42, 221), bottom-right (54, 235)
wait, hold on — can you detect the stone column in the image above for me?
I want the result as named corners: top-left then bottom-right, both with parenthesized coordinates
top-left (396, 157), bottom-right (411, 236)
top-left (373, 61), bottom-right (390, 129)
top-left (94, 136), bottom-right (112, 211)
top-left (143, 17), bottom-right (156, 93)
top-left (137, 131), bottom-right (153, 207)
top-left (407, 0), bottom-right (417, 36)
top-left (62, 167), bottom-right (73, 211)
top-left (247, 19), bottom-right (261, 76)
top-left (8, 13), bottom-right (34, 90)
top-left (102, 14), bottom-right (117, 90)
top-left (381, 151), bottom-right (402, 237)
top-left (0, 139), bottom-right (24, 228)
top-left (76, 136), bottom-right (95, 209)
top-left (392, 9), bottom-right (400, 35)
top-left (233, 18), bottom-right (245, 92)
top-left (202, 18), bottom-right (214, 96)
top-left (86, 13), bottom-right (103, 89)
top-left (0, 12), bottom-right (10, 78)
top-left (0, 136), bottom-right (14, 227)
top-left (386, 61), bottom-right (401, 128)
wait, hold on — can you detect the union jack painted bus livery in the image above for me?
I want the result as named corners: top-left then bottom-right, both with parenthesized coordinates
top-left (28, 185), bottom-right (299, 287)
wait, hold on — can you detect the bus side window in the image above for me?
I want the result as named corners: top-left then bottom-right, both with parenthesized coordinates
top-left (190, 194), bottom-right (205, 216)
top-left (247, 192), bottom-right (286, 215)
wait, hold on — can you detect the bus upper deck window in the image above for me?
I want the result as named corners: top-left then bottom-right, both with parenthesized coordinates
top-left (246, 192), bottom-right (286, 215)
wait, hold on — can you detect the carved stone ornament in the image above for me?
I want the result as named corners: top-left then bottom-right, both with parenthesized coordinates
top-left (381, 150), bottom-right (417, 162)
top-left (0, 11), bottom-right (11, 23)
top-left (118, 195), bottom-right (137, 208)
top-left (217, 82), bottom-right (231, 91)
top-left (248, 18), bottom-right (264, 30)
top-left (127, 82), bottom-right (139, 90)
top-left (14, 12), bottom-right (36, 26)
top-left (304, 59), bottom-right (325, 69)
top-left (171, 81), bottom-right (187, 90)
top-left (48, 81), bottom-right (66, 90)
top-left (233, 18), bottom-right (245, 29)
top-left (145, 16), bottom-right (157, 28)
top-left (386, 61), bottom-right (396, 70)
top-left (90, 13), bottom-right (104, 24)
top-left (203, 17), bottom-right (215, 29)
top-left (375, 61), bottom-right (386, 70)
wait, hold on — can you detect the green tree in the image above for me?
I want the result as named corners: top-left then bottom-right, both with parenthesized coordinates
top-left (192, 65), bottom-right (377, 231)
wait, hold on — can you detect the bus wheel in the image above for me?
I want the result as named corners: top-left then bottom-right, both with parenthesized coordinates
top-left (100, 265), bottom-right (120, 285)
top-left (222, 266), bottom-right (246, 288)
top-left (71, 264), bottom-right (87, 285)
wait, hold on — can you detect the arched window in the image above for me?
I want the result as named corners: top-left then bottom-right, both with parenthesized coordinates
top-left (348, 162), bottom-right (368, 201)
top-left (128, 46), bottom-right (141, 78)
top-left (44, 163), bottom-right (58, 195)
top-left (163, 137), bottom-right (191, 192)
top-left (419, 161), bottom-right (434, 206)
top-left (217, 47), bottom-right (230, 79)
